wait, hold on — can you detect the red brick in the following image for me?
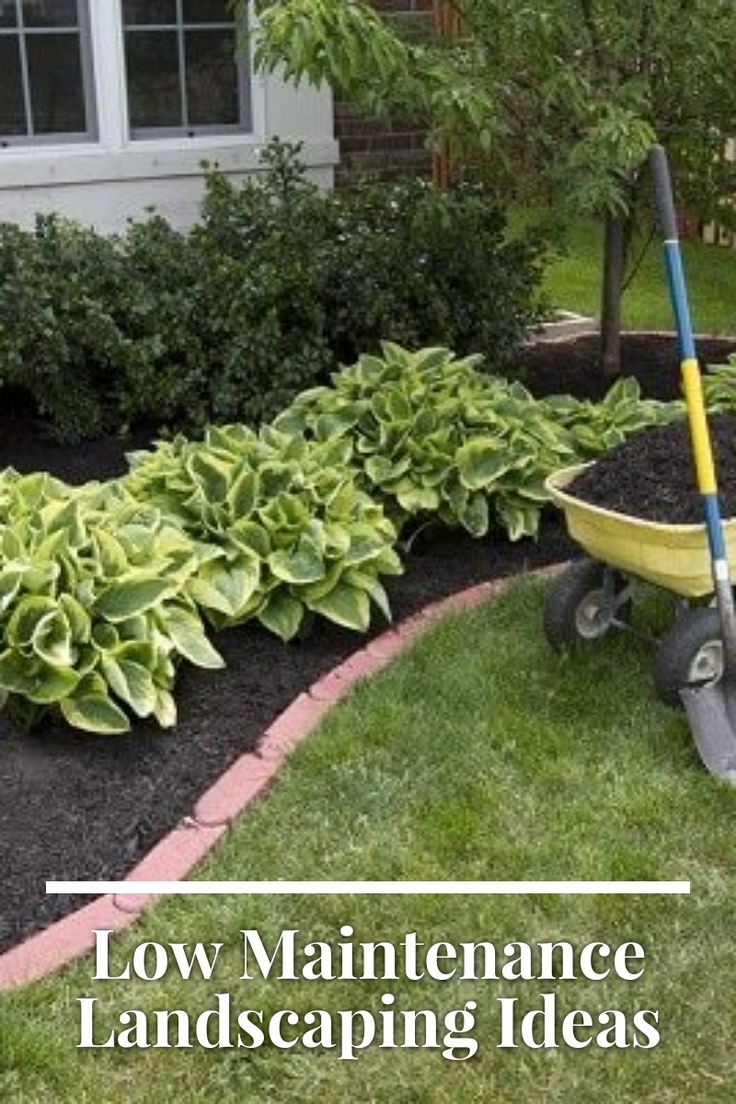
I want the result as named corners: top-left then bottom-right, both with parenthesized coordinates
top-left (194, 754), bottom-right (277, 828)
top-left (257, 694), bottom-right (332, 761)
top-left (0, 896), bottom-right (130, 991)
top-left (113, 821), bottom-right (227, 915)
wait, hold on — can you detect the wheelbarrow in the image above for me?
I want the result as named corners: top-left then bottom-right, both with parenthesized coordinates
top-left (544, 465), bottom-right (736, 710)
top-left (544, 145), bottom-right (736, 782)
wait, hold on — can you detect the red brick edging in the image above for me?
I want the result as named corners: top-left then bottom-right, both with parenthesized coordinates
top-left (0, 565), bottom-right (567, 992)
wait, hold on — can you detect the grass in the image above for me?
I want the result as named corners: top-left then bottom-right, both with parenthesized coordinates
top-left (511, 210), bottom-right (736, 334)
top-left (2, 579), bottom-right (736, 1102)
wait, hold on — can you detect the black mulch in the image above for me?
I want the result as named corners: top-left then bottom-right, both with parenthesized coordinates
top-left (0, 519), bottom-right (574, 955)
top-left (521, 332), bottom-right (736, 403)
top-left (570, 414), bottom-right (736, 524)
top-left (1, 330), bottom-right (730, 955)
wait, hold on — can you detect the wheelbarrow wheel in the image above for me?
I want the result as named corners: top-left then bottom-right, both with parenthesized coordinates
top-left (543, 558), bottom-right (630, 649)
top-left (654, 607), bottom-right (724, 708)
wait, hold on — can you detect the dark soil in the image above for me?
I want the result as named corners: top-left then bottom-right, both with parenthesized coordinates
top-left (570, 415), bottom-right (736, 524)
top-left (521, 332), bottom-right (736, 403)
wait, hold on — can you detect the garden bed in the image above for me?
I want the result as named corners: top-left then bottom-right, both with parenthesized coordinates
top-left (1, 328), bottom-right (729, 956)
top-left (0, 509), bottom-right (573, 955)
top-left (521, 331), bottom-right (736, 402)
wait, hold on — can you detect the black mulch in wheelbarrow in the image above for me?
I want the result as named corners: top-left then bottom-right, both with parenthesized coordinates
top-left (0, 516), bottom-right (575, 956)
top-left (569, 414), bottom-right (736, 524)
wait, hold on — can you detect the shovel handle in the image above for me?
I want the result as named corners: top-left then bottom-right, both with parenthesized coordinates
top-left (649, 144), bottom-right (736, 670)
top-left (649, 146), bottom-right (695, 360)
top-left (650, 145), bottom-right (679, 242)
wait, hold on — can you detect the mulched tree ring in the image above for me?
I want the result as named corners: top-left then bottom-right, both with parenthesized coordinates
top-left (569, 414), bottom-right (736, 524)
top-left (519, 332), bottom-right (736, 403)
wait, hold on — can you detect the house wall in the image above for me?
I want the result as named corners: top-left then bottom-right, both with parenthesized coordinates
top-left (0, 4), bottom-right (338, 232)
top-left (334, 0), bottom-right (433, 186)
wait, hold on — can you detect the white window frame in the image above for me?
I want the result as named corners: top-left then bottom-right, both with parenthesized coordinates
top-left (0, 0), bottom-right (98, 146)
top-left (0, 0), bottom-right (269, 187)
top-left (121, 0), bottom-right (252, 140)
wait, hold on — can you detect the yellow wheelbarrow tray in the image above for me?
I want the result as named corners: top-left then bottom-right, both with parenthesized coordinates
top-left (546, 464), bottom-right (736, 600)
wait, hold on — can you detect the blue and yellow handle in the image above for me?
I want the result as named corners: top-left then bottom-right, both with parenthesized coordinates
top-left (650, 146), bottom-right (731, 582)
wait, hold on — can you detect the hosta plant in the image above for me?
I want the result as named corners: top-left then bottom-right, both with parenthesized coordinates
top-left (273, 346), bottom-right (545, 541)
top-left (541, 377), bottom-right (678, 456)
top-left (125, 426), bottom-right (402, 642)
top-left (274, 344), bottom-right (675, 541)
top-left (0, 470), bottom-right (223, 735)
top-left (703, 357), bottom-right (736, 413)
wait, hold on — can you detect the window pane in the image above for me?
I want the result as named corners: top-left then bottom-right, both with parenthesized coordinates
top-left (0, 37), bottom-right (26, 135)
top-left (23, 0), bottom-right (79, 27)
top-left (185, 29), bottom-right (237, 125)
top-left (122, 0), bottom-right (176, 25)
top-left (0, 1), bottom-right (17, 27)
top-left (183, 0), bottom-right (232, 23)
top-left (27, 32), bottom-right (86, 132)
top-left (126, 30), bottom-right (181, 129)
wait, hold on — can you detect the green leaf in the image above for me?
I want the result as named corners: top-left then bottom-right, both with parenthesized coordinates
top-left (101, 656), bottom-right (157, 718)
top-left (31, 609), bottom-right (74, 668)
top-left (0, 566), bottom-right (24, 615)
top-left (96, 576), bottom-right (176, 622)
top-left (61, 690), bottom-right (131, 735)
top-left (94, 530), bottom-right (130, 577)
top-left (160, 603), bottom-right (225, 669)
top-left (459, 493), bottom-right (490, 538)
top-left (269, 535), bottom-right (325, 585)
top-left (0, 649), bottom-right (35, 694)
top-left (7, 596), bottom-right (59, 649)
top-left (228, 468), bottom-right (260, 518)
top-left (457, 438), bottom-right (510, 491)
top-left (307, 581), bottom-right (371, 632)
top-left (27, 663), bottom-right (80, 705)
top-left (257, 590), bottom-right (305, 642)
top-left (188, 554), bottom-right (261, 618)
top-left (186, 450), bottom-right (232, 503)
top-left (496, 499), bottom-right (541, 542)
top-left (59, 593), bottom-right (92, 643)
top-left (153, 688), bottom-right (177, 729)
top-left (395, 484), bottom-right (441, 514)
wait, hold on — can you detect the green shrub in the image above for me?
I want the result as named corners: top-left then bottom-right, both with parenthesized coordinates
top-left (125, 425), bottom-right (402, 641)
top-left (200, 142), bottom-right (547, 369)
top-left (274, 344), bottom-right (673, 541)
top-left (0, 142), bottom-right (545, 441)
top-left (0, 216), bottom-right (132, 440)
top-left (0, 471), bottom-right (223, 733)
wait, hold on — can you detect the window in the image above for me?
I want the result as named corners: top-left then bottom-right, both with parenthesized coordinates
top-left (122, 0), bottom-right (251, 138)
top-left (0, 0), bottom-right (96, 145)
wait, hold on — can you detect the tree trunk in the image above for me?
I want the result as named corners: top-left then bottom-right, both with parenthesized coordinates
top-left (599, 212), bottom-right (632, 379)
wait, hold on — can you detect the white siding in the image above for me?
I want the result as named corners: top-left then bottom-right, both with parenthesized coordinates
top-left (0, 2), bottom-right (337, 231)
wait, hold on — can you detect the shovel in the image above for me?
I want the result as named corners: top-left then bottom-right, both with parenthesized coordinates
top-left (650, 145), bottom-right (736, 781)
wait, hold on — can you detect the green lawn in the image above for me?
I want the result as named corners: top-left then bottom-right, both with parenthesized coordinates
top-left (2, 580), bottom-right (735, 1103)
top-left (512, 210), bottom-right (736, 334)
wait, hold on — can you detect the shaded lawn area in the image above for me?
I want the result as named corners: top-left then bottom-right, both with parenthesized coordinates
top-left (512, 210), bottom-right (736, 335)
top-left (2, 580), bottom-right (735, 1103)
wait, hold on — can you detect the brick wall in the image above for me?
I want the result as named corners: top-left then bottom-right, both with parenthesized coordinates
top-left (334, 0), bottom-right (434, 186)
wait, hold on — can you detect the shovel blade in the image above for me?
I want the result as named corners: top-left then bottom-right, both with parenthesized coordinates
top-left (681, 679), bottom-right (736, 783)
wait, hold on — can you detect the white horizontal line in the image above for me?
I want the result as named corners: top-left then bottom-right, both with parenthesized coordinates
top-left (46, 881), bottom-right (691, 896)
